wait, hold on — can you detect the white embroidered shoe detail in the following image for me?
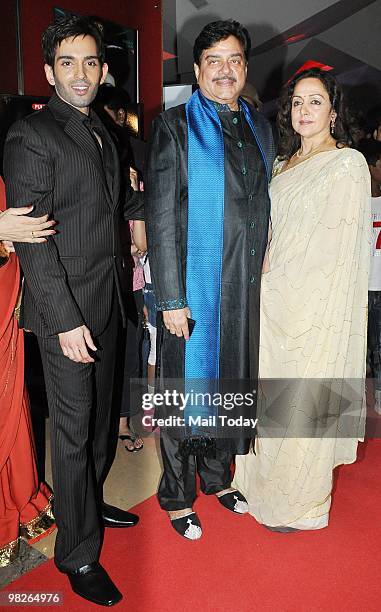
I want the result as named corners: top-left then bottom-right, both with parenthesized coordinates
top-left (184, 518), bottom-right (202, 540)
top-left (233, 496), bottom-right (249, 514)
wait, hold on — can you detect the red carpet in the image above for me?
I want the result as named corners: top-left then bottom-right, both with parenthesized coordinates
top-left (3, 439), bottom-right (381, 611)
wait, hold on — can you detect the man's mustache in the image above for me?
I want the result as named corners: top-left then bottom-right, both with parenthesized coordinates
top-left (213, 77), bottom-right (237, 83)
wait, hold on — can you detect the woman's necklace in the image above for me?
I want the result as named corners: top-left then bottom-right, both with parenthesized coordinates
top-left (293, 137), bottom-right (336, 163)
top-left (281, 137), bottom-right (338, 174)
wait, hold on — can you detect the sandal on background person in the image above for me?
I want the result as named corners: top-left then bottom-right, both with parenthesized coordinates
top-left (118, 417), bottom-right (144, 453)
top-left (118, 431), bottom-right (144, 453)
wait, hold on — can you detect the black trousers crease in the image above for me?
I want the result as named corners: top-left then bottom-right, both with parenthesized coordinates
top-left (158, 433), bottom-right (233, 511)
top-left (38, 297), bottom-right (119, 572)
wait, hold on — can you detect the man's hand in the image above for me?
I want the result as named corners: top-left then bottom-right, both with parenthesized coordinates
top-left (0, 206), bottom-right (56, 243)
top-left (163, 307), bottom-right (191, 340)
top-left (58, 325), bottom-right (97, 363)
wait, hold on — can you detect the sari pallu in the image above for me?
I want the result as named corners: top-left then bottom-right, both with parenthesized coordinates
top-left (0, 191), bottom-right (55, 567)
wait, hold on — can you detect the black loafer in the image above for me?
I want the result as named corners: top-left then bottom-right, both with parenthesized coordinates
top-left (102, 502), bottom-right (139, 528)
top-left (170, 512), bottom-right (202, 540)
top-left (67, 562), bottom-right (122, 606)
top-left (216, 490), bottom-right (249, 514)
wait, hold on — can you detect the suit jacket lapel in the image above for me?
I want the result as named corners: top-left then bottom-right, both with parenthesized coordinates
top-left (48, 95), bottom-right (113, 208)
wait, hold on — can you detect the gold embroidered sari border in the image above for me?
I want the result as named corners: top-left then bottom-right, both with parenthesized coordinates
top-left (0, 537), bottom-right (19, 568)
top-left (19, 497), bottom-right (55, 542)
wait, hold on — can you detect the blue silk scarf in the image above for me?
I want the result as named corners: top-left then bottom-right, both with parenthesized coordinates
top-left (183, 90), bottom-right (268, 449)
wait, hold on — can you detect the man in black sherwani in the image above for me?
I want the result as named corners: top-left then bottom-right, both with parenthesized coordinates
top-left (145, 20), bottom-right (276, 540)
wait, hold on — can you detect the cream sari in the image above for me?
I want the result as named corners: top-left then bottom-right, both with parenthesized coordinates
top-left (234, 148), bottom-right (371, 529)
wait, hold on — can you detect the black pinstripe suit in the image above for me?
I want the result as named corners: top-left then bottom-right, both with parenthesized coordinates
top-left (4, 94), bottom-right (143, 572)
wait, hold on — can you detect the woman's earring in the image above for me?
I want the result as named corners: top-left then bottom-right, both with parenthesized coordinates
top-left (330, 117), bottom-right (336, 134)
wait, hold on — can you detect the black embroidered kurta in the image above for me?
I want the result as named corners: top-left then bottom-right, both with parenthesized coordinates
top-left (145, 101), bottom-right (276, 454)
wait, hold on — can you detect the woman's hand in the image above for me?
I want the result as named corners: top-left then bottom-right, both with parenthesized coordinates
top-left (1, 240), bottom-right (14, 254)
top-left (129, 167), bottom-right (139, 192)
top-left (0, 206), bottom-right (56, 243)
top-left (131, 244), bottom-right (146, 258)
top-left (131, 219), bottom-right (147, 254)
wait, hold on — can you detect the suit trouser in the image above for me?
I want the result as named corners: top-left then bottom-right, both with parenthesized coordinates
top-left (158, 433), bottom-right (233, 511)
top-left (38, 299), bottom-right (119, 572)
top-left (120, 289), bottom-right (144, 417)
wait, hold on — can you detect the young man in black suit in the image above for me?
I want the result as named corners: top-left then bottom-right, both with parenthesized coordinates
top-left (4, 16), bottom-right (142, 606)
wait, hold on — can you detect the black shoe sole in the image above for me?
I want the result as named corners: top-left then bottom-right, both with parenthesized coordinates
top-left (71, 586), bottom-right (122, 607)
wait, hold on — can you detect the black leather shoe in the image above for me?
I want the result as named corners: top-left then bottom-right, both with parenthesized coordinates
top-left (102, 502), bottom-right (139, 528)
top-left (67, 562), bottom-right (122, 606)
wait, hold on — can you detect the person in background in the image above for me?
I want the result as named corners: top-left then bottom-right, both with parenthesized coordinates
top-left (118, 213), bottom-right (146, 452)
top-left (134, 215), bottom-right (158, 432)
top-left (358, 139), bottom-right (381, 414)
top-left (94, 85), bottom-right (135, 182)
top-left (0, 177), bottom-right (56, 570)
top-left (240, 81), bottom-right (262, 111)
top-left (365, 106), bottom-right (381, 142)
top-left (142, 255), bottom-right (157, 394)
top-left (94, 88), bottom-right (146, 452)
top-left (130, 178), bottom-right (157, 401)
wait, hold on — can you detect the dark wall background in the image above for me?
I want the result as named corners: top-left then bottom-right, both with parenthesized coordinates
top-left (162, 0), bottom-right (381, 116)
top-left (0, 0), bottom-right (19, 95)
top-left (17, 0), bottom-right (162, 139)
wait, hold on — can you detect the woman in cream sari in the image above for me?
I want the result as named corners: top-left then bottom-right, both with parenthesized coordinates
top-left (234, 69), bottom-right (370, 531)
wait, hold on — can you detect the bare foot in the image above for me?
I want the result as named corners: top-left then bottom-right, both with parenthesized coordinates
top-left (168, 508), bottom-right (193, 520)
top-left (132, 434), bottom-right (144, 450)
top-left (216, 487), bottom-right (236, 498)
top-left (118, 429), bottom-right (135, 451)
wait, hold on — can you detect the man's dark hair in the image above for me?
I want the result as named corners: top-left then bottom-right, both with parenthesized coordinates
top-left (277, 68), bottom-right (354, 160)
top-left (193, 20), bottom-right (251, 66)
top-left (358, 138), bottom-right (381, 167)
top-left (42, 15), bottom-right (105, 67)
